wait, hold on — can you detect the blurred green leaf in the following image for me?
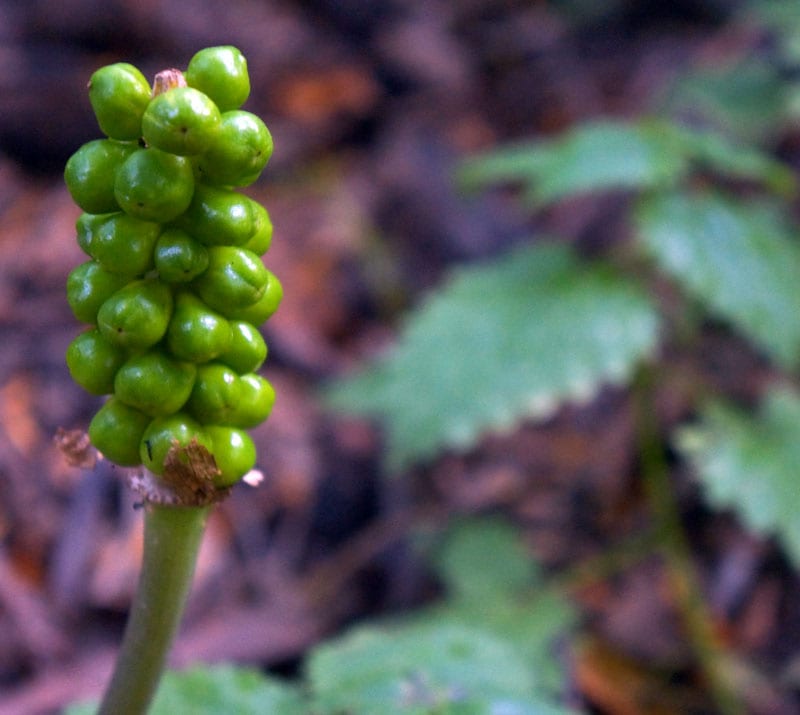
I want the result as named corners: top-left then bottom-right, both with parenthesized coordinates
top-left (325, 242), bottom-right (660, 470)
top-left (667, 124), bottom-right (796, 195)
top-left (746, 0), bottom-right (800, 26)
top-left (660, 57), bottom-right (789, 144)
top-left (425, 517), bottom-right (575, 695)
top-left (458, 120), bottom-right (688, 206)
top-left (634, 190), bottom-right (800, 368)
top-left (150, 665), bottom-right (306, 714)
top-left (433, 517), bottom-right (535, 604)
top-left (68, 520), bottom-right (575, 715)
top-left (62, 703), bottom-right (94, 714)
top-left (458, 119), bottom-right (794, 207)
top-left (64, 664), bottom-right (306, 715)
top-left (677, 389), bottom-right (800, 566)
top-left (307, 620), bottom-right (572, 715)
top-left (741, 0), bottom-right (800, 64)
top-left (448, 591), bottom-right (574, 697)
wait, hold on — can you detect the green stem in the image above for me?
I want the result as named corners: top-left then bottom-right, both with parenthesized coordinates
top-left (633, 366), bottom-right (744, 715)
top-left (99, 504), bottom-right (211, 715)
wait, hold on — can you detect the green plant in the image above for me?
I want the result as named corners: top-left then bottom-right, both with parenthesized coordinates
top-left (63, 47), bottom-right (279, 714)
top-left (325, 89), bottom-right (800, 715)
top-left (59, 11), bottom-right (800, 713)
top-left (66, 517), bottom-right (577, 714)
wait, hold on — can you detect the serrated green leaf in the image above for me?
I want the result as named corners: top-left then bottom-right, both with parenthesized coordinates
top-left (64, 665), bottom-right (307, 715)
top-left (677, 389), bottom-right (800, 566)
top-left (307, 621), bottom-right (571, 715)
top-left (634, 190), bottom-right (800, 368)
top-left (457, 119), bottom-right (794, 207)
top-left (325, 242), bottom-right (660, 469)
top-left (458, 120), bottom-right (689, 206)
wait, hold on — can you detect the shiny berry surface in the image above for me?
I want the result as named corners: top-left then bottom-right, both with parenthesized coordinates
top-left (66, 49), bottom-right (280, 487)
top-left (89, 63), bottom-right (152, 140)
top-left (185, 46), bottom-right (250, 113)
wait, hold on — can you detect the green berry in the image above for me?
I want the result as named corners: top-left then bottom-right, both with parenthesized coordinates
top-left (88, 63), bottom-right (152, 140)
top-left (218, 321), bottom-right (267, 373)
top-left (231, 374), bottom-right (275, 428)
top-left (76, 212), bottom-right (114, 257)
top-left (191, 245), bottom-right (268, 316)
top-left (65, 139), bottom-right (138, 213)
top-left (177, 184), bottom-right (256, 246)
top-left (142, 87), bottom-right (222, 155)
top-left (97, 278), bottom-right (173, 351)
top-left (114, 147), bottom-right (195, 221)
top-left (154, 228), bottom-right (209, 283)
top-left (225, 269), bottom-right (282, 324)
top-left (185, 46), bottom-right (250, 112)
top-left (186, 363), bottom-right (242, 425)
top-left (114, 350), bottom-right (197, 416)
top-left (196, 110), bottom-right (272, 186)
top-left (206, 425), bottom-right (256, 486)
top-left (89, 213), bottom-right (162, 276)
top-left (241, 201), bottom-right (273, 255)
top-left (187, 366), bottom-right (273, 428)
top-left (166, 291), bottom-right (231, 362)
top-left (66, 328), bottom-right (127, 395)
top-left (89, 397), bottom-right (152, 466)
top-left (67, 260), bottom-right (130, 324)
top-left (67, 50), bottom-right (279, 475)
top-left (140, 413), bottom-right (211, 475)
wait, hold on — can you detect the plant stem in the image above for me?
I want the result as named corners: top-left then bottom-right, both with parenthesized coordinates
top-left (633, 365), bottom-right (744, 715)
top-left (99, 504), bottom-right (211, 715)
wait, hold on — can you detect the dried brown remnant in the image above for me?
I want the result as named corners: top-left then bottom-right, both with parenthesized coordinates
top-left (160, 437), bottom-right (221, 503)
top-left (54, 427), bottom-right (97, 469)
top-left (152, 69), bottom-right (187, 97)
top-left (56, 430), bottom-right (232, 506)
top-left (127, 439), bottom-right (231, 507)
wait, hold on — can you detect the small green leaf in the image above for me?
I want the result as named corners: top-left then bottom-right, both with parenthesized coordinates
top-left (634, 190), bottom-right (800, 368)
top-left (326, 242), bottom-right (660, 469)
top-left (433, 517), bottom-right (535, 604)
top-left (677, 389), bottom-right (800, 566)
top-left (458, 120), bottom-right (689, 206)
top-left (307, 621), bottom-right (569, 715)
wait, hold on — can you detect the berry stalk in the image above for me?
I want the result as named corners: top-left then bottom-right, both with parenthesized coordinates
top-left (63, 46), bottom-right (279, 711)
top-left (99, 505), bottom-right (210, 715)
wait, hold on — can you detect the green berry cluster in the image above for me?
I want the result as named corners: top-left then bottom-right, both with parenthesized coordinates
top-left (64, 47), bottom-right (280, 488)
